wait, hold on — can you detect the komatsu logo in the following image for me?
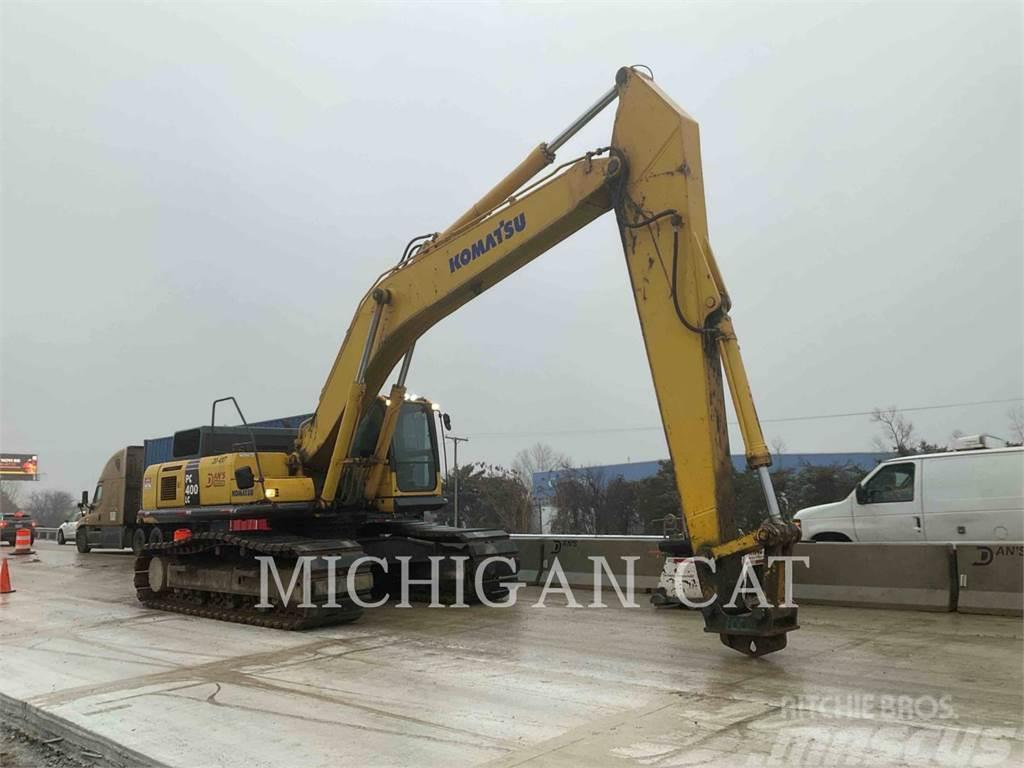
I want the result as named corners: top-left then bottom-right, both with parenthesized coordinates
top-left (448, 213), bottom-right (527, 274)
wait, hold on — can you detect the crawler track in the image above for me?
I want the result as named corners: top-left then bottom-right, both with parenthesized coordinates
top-left (133, 533), bottom-right (367, 630)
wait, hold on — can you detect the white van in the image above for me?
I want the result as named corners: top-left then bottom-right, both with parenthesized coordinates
top-left (793, 447), bottom-right (1024, 543)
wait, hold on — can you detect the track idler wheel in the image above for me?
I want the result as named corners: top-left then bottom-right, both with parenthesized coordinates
top-left (147, 554), bottom-right (169, 594)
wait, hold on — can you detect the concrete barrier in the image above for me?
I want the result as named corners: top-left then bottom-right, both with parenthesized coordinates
top-left (955, 544), bottom-right (1024, 617)
top-left (513, 536), bottom-right (1024, 614)
top-left (511, 535), bottom-right (665, 592)
top-left (793, 542), bottom-right (956, 612)
top-left (513, 537), bottom-right (545, 585)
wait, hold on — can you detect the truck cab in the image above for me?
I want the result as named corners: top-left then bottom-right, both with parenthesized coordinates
top-left (77, 446), bottom-right (144, 552)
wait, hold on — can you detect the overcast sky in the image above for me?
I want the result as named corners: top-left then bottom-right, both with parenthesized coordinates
top-left (1, 0), bottom-right (1021, 495)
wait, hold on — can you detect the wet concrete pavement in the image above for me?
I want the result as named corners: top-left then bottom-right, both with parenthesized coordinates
top-left (1, 541), bottom-right (1021, 767)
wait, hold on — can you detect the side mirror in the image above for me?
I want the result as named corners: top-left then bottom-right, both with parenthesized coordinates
top-left (855, 485), bottom-right (867, 505)
top-left (442, 413), bottom-right (452, 431)
top-left (235, 466), bottom-right (255, 490)
top-left (81, 490), bottom-right (89, 506)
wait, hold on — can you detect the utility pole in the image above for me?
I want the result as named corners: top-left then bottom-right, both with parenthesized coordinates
top-left (445, 435), bottom-right (469, 527)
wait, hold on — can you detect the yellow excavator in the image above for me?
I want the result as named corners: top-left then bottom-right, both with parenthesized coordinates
top-left (133, 66), bottom-right (801, 655)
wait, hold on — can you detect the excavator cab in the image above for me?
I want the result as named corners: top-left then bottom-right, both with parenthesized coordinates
top-left (351, 396), bottom-right (445, 513)
top-left (142, 394), bottom-right (445, 517)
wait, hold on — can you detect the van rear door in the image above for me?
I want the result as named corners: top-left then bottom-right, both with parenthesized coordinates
top-left (922, 451), bottom-right (1024, 543)
top-left (852, 460), bottom-right (925, 542)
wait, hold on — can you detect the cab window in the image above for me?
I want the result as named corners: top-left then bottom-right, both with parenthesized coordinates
top-left (392, 403), bottom-right (438, 492)
top-left (352, 401), bottom-right (386, 458)
top-left (863, 463), bottom-right (915, 504)
top-left (93, 483), bottom-right (104, 506)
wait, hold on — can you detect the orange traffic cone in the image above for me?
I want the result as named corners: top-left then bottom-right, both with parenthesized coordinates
top-left (0, 558), bottom-right (14, 594)
top-left (13, 528), bottom-right (33, 555)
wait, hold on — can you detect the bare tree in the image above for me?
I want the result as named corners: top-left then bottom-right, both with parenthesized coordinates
top-left (27, 490), bottom-right (77, 527)
top-left (512, 443), bottom-right (571, 534)
top-left (512, 442), bottom-right (569, 490)
top-left (441, 464), bottom-right (530, 532)
top-left (0, 481), bottom-right (23, 515)
top-left (551, 466), bottom-right (604, 534)
top-left (1008, 405), bottom-right (1024, 445)
top-left (871, 406), bottom-right (916, 455)
top-left (770, 437), bottom-right (788, 457)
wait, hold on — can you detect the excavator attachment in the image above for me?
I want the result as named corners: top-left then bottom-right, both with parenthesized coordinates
top-left (700, 525), bottom-right (802, 657)
top-left (608, 67), bottom-right (802, 655)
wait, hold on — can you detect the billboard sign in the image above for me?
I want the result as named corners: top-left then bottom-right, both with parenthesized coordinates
top-left (0, 454), bottom-right (38, 481)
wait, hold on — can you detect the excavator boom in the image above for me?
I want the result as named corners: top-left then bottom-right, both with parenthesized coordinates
top-left (295, 67), bottom-right (801, 655)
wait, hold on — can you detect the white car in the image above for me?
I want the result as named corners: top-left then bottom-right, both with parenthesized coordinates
top-left (794, 446), bottom-right (1023, 543)
top-left (57, 515), bottom-right (80, 546)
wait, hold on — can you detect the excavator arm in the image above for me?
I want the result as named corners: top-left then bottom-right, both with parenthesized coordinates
top-left (296, 67), bottom-right (801, 655)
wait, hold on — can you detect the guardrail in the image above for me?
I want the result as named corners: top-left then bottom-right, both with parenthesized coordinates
top-left (792, 542), bottom-right (956, 612)
top-left (34, 527), bottom-right (58, 541)
top-left (512, 534), bottom-right (664, 589)
top-left (511, 535), bottom-right (1022, 617)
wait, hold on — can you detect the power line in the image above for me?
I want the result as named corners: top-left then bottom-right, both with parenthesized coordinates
top-left (468, 397), bottom-right (1024, 439)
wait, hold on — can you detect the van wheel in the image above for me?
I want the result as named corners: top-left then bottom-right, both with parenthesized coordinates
top-left (76, 529), bottom-right (91, 553)
top-left (813, 533), bottom-right (851, 542)
top-left (132, 528), bottom-right (147, 556)
top-left (57, 530), bottom-right (66, 545)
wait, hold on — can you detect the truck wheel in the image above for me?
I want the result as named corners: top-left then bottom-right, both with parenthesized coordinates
top-left (148, 528), bottom-right (164, 546)
top-left (76, 529), bottom-right (91, 553)
top-left (132, 528), bottom-right (147, 556)
top-left (57, 530), bottom-right (66, 545)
